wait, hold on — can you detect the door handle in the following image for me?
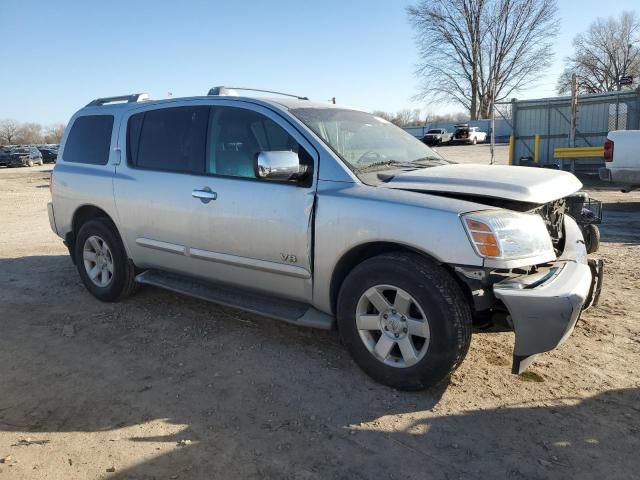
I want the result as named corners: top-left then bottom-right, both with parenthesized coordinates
top-left (192, 188), bottom-right (217, 203)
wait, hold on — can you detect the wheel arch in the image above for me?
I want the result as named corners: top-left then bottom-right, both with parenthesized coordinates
top-left (67, 205), bottom-right (125, 262)
top-left (329, 241), bottom-right (443, 315)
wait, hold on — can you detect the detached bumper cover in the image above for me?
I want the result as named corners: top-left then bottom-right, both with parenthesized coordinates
top-left (493, 216), bottom-right (602, 374)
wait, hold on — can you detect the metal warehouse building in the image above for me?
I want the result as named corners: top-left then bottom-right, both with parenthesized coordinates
top-left (503, 89), bottom-right (640, 172)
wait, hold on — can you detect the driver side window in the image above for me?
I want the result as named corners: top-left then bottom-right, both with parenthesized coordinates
top-left (206, 107), bottom-right (301, 178)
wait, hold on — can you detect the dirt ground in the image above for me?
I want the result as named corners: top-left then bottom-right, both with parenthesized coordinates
top-left (0, 157), bottom-right (639, 479)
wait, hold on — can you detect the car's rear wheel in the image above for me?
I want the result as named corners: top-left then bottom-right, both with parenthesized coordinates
top-left (337, 253), bottom-right (472, 390)
top-left (75, 218), bottom-right (137, 302)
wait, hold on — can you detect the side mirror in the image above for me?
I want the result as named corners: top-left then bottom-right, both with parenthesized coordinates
top-left (255, 151), bottom-right (307, 181)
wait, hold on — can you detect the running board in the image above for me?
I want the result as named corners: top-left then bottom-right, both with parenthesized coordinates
top-left (135, 270), bottom-right (334, 330)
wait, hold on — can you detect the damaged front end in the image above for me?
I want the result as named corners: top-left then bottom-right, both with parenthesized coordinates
top-left (494, 215), bottom-right (602, 373)
top-left (455, 213), bottom-right (603, 375)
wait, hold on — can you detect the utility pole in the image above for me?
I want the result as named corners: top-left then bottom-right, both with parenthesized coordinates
top-left (490, 75), bottom-right (496, 165)
top-left (569, 73), bottom-right (578, 149)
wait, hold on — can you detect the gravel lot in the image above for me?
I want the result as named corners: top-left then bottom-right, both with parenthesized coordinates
top-left (0, 155), bottom-right (639, 479)
top-left (432, 142), bottom-right (510, 165)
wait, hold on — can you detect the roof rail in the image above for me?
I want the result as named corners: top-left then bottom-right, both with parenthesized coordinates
top-left (86, 93), bottom-right (150, 107)
top-left (207, 86), bottom-right (308, 101)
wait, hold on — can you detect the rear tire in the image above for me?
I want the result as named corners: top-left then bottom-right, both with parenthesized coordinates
top-left (337, 252), bottom-right (472, 390)
top-left (74, 218), bottom-right (137, 302)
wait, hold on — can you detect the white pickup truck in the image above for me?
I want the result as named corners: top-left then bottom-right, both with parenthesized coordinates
top-left (599, 130), bottom-right (640, 192)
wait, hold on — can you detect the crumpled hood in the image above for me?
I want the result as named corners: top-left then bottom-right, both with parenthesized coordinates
top-left (381, 164), bottom-right (583, 204)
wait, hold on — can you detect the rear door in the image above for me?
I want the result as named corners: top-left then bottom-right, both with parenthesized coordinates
top-left (113, 105), bottom-right (210, 275)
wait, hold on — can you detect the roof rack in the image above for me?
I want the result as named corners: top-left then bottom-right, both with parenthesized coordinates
top-left (86, 93), bottom-right (150, 107)
top-left (207, 86), bottom-right (308, 101)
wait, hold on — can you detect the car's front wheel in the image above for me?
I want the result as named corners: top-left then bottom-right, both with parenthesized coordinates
top-left (74, 218), bottom-right (137, 302)
top-left (337, 253), bottom-right (472, 390)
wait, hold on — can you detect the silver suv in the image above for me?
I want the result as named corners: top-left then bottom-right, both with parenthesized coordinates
top-left (48, 88), bottom-right (603, 390)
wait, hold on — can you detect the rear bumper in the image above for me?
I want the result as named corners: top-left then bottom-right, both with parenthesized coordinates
top-left (599, 167), bottom-right (640, 187)
top-left (493, 216), bottom-right (602, 373)
top-left (47, 202), bottom-right (58, 235)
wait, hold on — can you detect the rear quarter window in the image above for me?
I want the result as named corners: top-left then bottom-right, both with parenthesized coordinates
top-left (63, 115), bottom-right (114, 165)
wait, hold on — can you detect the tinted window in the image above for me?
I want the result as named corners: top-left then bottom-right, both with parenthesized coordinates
top-left (63, 115), bottom-right (114, 165)
top-left (206, 107), bottom-right (301, 178)
top-left (129, 106), bottom-right (208, 173)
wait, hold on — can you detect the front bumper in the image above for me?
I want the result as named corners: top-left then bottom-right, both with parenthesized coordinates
top-left (493, 216), bottom-right (602, 373)
top-left (8, 157), bottom-right (29, 166)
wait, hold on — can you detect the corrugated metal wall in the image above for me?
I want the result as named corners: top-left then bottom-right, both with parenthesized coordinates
top-left (506, 90), bottom-right (640, 172)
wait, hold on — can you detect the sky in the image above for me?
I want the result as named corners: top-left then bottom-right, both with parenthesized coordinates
top-left (1, 0), bottom-right (638, 125)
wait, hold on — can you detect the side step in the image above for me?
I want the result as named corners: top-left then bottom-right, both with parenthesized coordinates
top-left (135, 270), bottom-right (334, 330)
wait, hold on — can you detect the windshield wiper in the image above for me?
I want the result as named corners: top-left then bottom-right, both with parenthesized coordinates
top-left (411, 156), bottom-right (453, 165)
top-left (357, 160), bottom-right (421, 173)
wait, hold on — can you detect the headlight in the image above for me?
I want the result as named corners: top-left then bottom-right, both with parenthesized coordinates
top-left (461, 210), bottom-right (554, 260)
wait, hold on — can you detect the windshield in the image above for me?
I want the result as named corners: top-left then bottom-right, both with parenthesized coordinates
top-left (290, 108), bottom-right (448, 174)
top-left (427, 129), bottom-right (441, 134)
top-left (13, 148), bottom-right (29, 154)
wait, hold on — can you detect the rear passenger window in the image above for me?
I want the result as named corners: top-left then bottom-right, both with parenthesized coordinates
top-left (63, 115), bottom-right (114, 165)
top-left (128, 106), bottom-right (209, 173)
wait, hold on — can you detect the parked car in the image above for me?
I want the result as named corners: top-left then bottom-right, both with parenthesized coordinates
top-left (7, 146), bottom-right (44, 167)
top-left (48, 89), bottom-right (603, 390)
top-left (453, 124), bottom-right (487, 144)
top-left (38, 146), bottom-right (58, 163)
top-left (0, 146), bottom-right (13, 166)
top-left (421, 128), bottom-right (453, 146)
top-left (599, 130), bottom-right (640, 192)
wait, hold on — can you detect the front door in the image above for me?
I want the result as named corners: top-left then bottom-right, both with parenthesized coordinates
top-left (185, 104), bottom-right (317, 302)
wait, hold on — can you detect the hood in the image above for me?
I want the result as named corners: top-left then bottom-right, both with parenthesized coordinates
top-left (381, 164), bottom-right (582, 204)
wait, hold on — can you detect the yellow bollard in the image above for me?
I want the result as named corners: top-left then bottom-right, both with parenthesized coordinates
top-left (534, 134), bottom-right (540, 164)
top-left (508, 135), bottom-right (514, 165)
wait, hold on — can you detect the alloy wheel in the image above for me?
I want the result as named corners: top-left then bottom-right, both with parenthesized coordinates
top-left (355, 285), bottom-right (430, 368)
top-left (83, 235), bottom-right (114, 287)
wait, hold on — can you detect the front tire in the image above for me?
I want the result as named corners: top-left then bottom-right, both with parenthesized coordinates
top-left (337, 253), bottom-right (472, 390)
top-left (584, 224), bottom-right (600, 254)
top-left (27, 159), bottom-right (34, 167)
top-left (74, 218), bottom-right (137, 302)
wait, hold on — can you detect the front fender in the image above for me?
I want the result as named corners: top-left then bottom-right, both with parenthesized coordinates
top-left (312, 181), bottom-right (483, 313)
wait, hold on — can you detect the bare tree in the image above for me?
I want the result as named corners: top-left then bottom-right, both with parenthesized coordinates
top-left (0, 119), bottom-right (21, 145)
top-left (44, 123), bottom-right (66, 144)
top-left (558, 11), bottom-right (640, 94)
top-left (372, 110), bottom-right (396, 123)
top-left (15, 123), bottom-right (44, 145)
top-left (372, 109), bottom-right (424, 127)
top-left (424, 111), bottom-right (470, 123)
top-left (408, 0), bottom-right (559, 119)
